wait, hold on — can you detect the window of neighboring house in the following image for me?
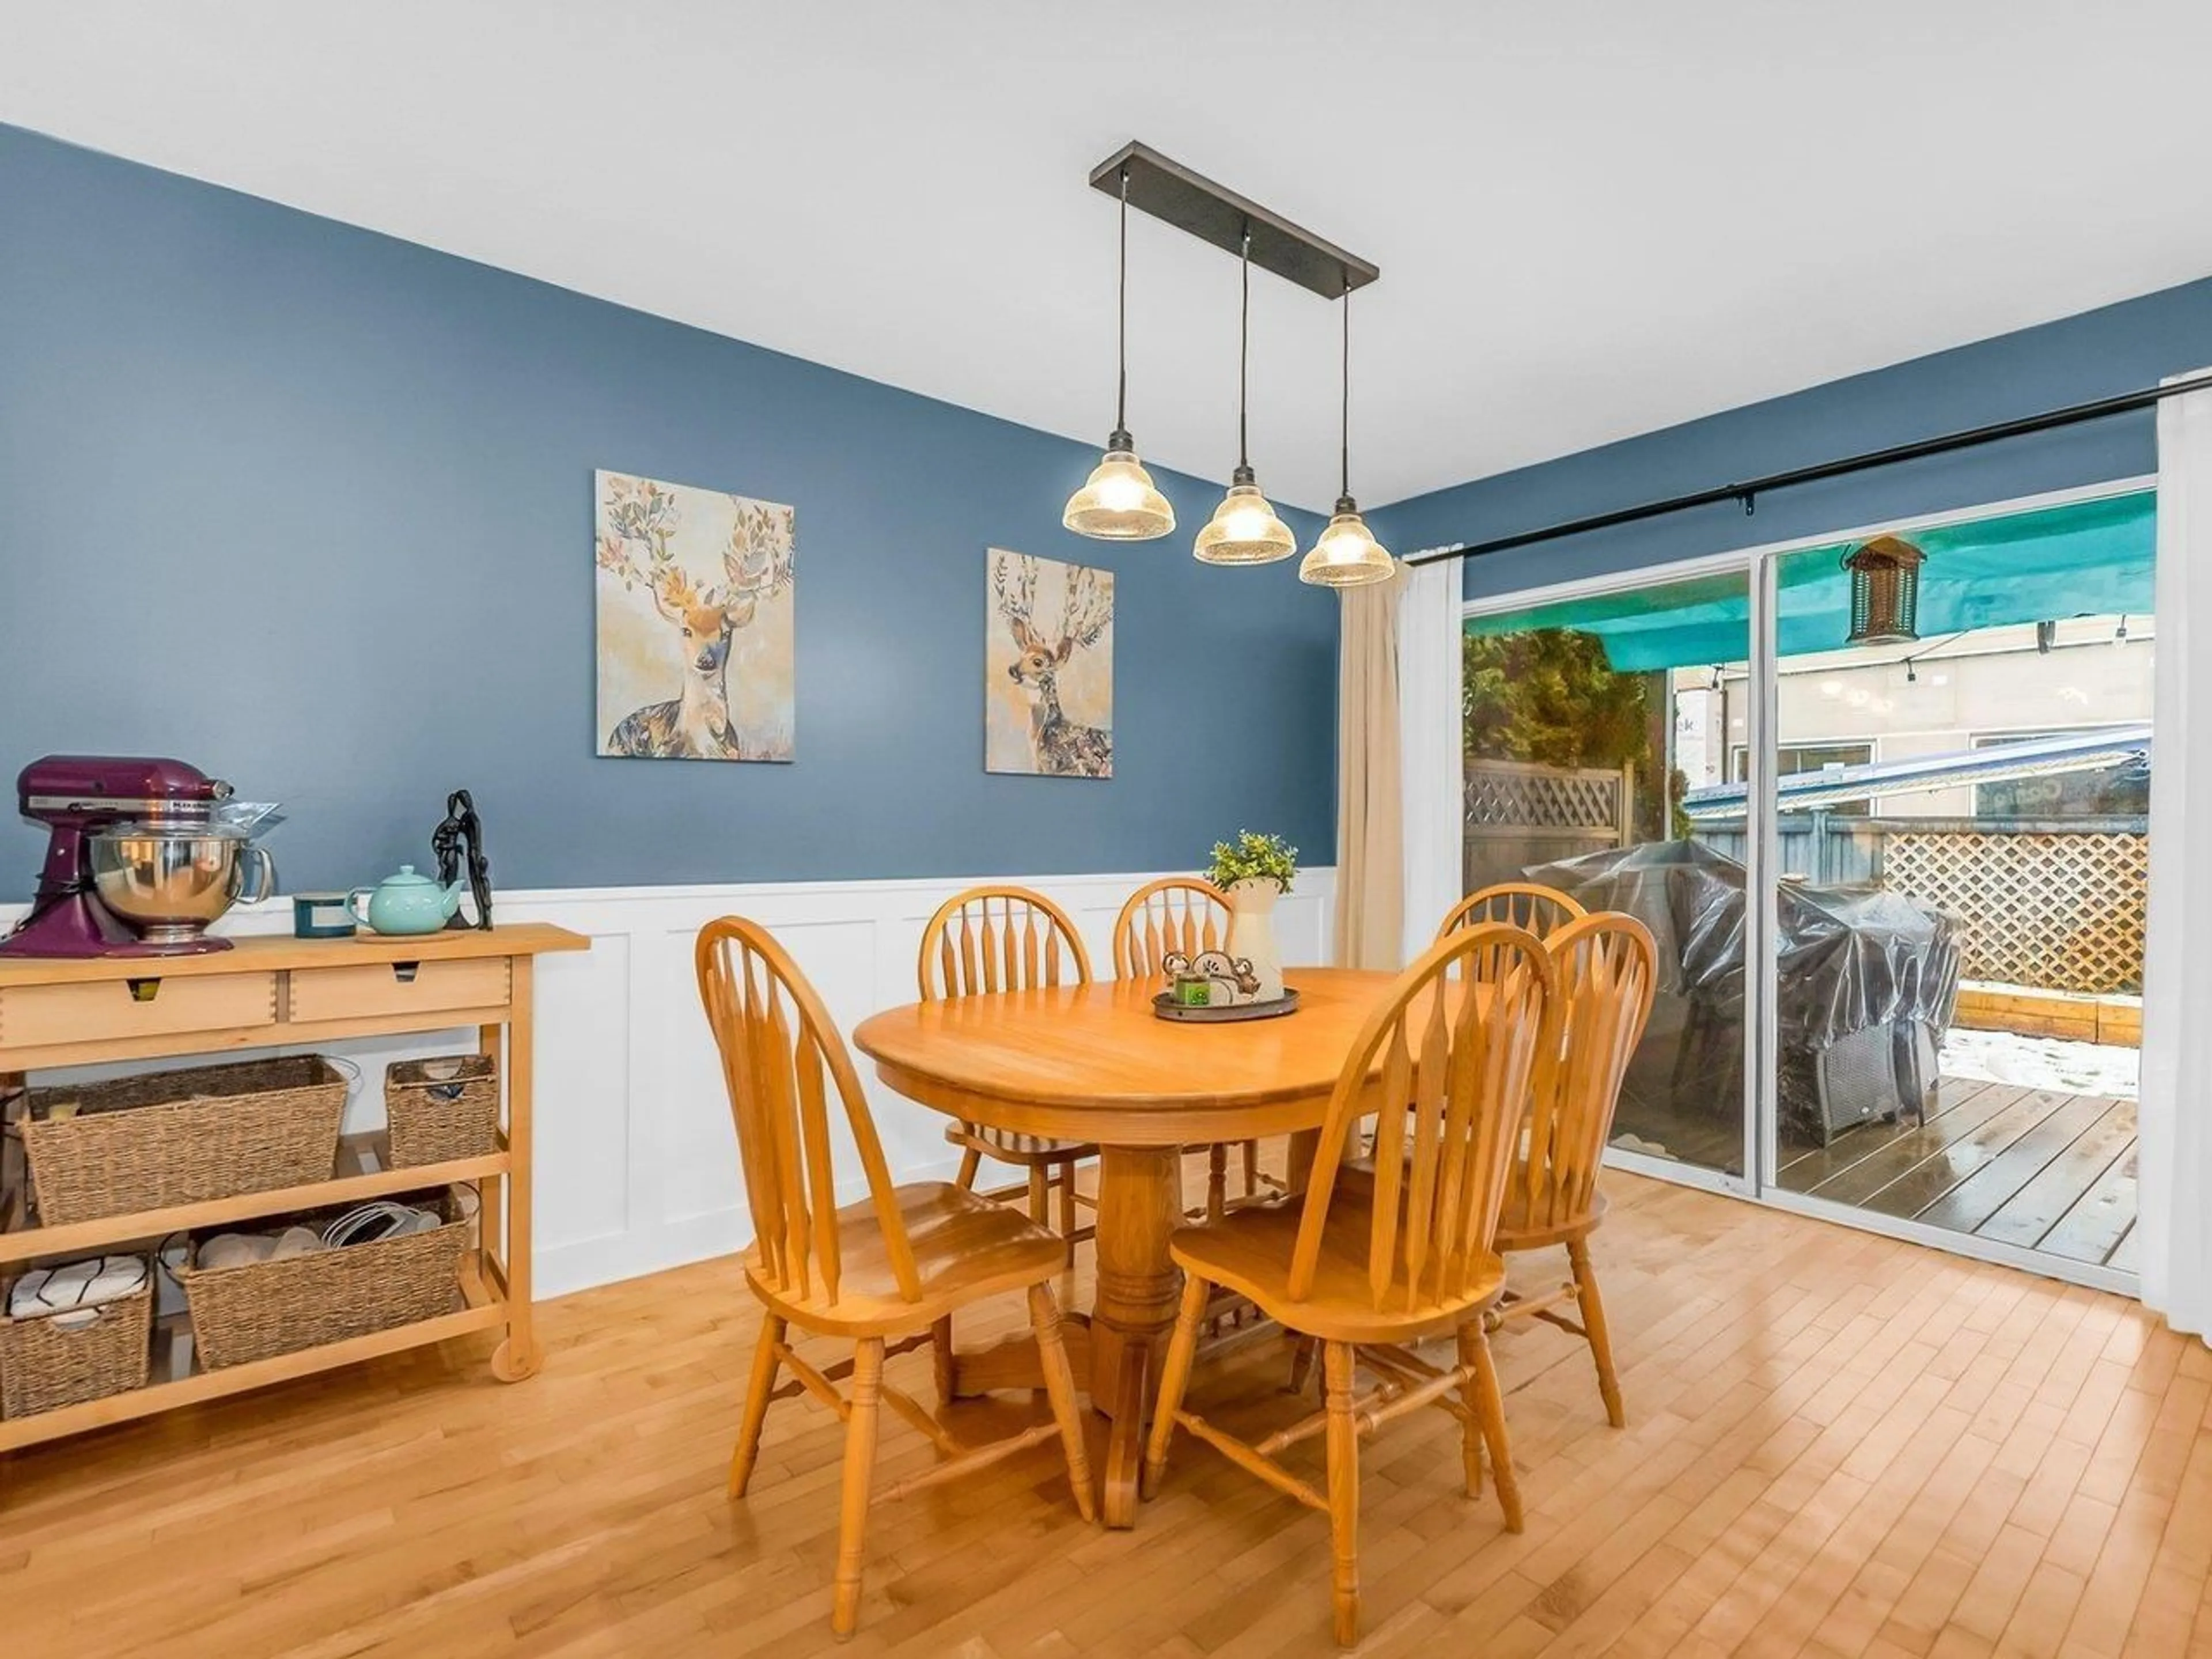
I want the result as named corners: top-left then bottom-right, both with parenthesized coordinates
top-left (1972, 729), bottom-right (2152, 819)
top-left (1731, 741), bottom-right (1875, 816)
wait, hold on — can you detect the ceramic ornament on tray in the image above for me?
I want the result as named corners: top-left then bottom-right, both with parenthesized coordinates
top-left (1206, 831), bottom-right (1297, 1004)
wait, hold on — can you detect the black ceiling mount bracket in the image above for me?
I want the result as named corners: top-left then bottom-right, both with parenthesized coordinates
top-left (1088, 140), bottom-right (1379, 300)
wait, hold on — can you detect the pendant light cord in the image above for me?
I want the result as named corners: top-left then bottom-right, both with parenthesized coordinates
top-left (1114, 165), bottom-right (1130, 441)
top-left (1237, 225), bottom-right (1251, 472)
top-left (1339, 272), bottom-right (1353, 502)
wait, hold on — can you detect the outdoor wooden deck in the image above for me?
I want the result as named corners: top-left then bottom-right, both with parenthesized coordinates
top-left (1776, 1076), bottom-right (2139, 1269)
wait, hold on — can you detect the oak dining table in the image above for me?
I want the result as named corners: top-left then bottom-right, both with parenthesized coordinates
top-left (851, 965), bottom-right (1398, 1527)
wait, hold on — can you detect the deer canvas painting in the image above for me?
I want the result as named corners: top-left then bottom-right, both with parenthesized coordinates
top-left (987, 548), bottom-right (1113, 779)
top-left (596, 470), bottom-right (796, 762)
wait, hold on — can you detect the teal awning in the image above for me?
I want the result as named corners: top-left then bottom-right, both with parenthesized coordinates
top-left (1465, 490), bottom-right (2155, 672)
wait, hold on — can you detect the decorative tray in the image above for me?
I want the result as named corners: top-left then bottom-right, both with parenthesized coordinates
top-left (1151, 988), bottom-right (1301, 1024)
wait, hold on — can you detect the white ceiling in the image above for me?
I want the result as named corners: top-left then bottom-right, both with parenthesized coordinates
top-left (6, 2), bottom-right (2212, 509)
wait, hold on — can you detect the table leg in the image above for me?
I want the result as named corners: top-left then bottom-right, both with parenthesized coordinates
top-left (1089, 1144), bottom-right (1183, 1528)
top-left (490, 958), bottom-right (541, 1384)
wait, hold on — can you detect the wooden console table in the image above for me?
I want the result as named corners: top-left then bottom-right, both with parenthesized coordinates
top-left (0, 923), bottom-right (587, 1454)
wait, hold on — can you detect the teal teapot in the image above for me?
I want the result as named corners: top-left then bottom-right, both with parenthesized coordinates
top-left (347, 864), bottom-right (466, 935)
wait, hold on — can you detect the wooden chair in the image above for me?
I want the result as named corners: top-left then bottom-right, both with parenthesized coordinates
top-left (919, 885), bottom-right (1098, 1248)
top-left (1490, 911), bottom-right (1658, 1427)
top-left (1435, 881), bottom-right (1586, 944)
top-left (1111, 877), bottom-right (1273, 1221)
top-left (697, 916), bottom-right (1095, 1639)
top-left (1142, 923), bottom-right (1560, 1648)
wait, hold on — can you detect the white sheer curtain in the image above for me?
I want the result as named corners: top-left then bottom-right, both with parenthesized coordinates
top-left (1397, 554), bottom-right (1465, 964)
top-left (2142, 371), bottom-right (2212, 1339)
top-left (1332, 567), bottom-right (1405, 970)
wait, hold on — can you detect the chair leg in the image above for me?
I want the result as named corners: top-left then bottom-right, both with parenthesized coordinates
top-left (1324, 1341), bottom-right (1362, 1648)
top-left (955, 1145), bottom-right (982, 1189)
top-left (1207, 1144), bottom-right (1228, 1222)
top-left (1463, 1323), bottom-right (1523, 1533)
top-left (1569, 1237), bottom-right (1626, 1428)
top-left (1240, 1138), bottom-right (1259, 1199)
top-left (728, 1309), bottom-right (786, 1498)
top-left (1452, 1324), bottom-right (1483, 1499)
top-left (1286, 1334), bottom-right (1318, 1396)
top-left (931, 1314), bottom-right (955, 1407)
top-left (1142, 1274), bottom-right (1211, 1498)
top-left (1029, 1282), bottom-right (1097, 1523)
top-left (1028, 1164), bottom-right (1050, 1225)
top-left (1058, 1160), bottom-right (1078, 1245)
top-left (831, 1336), bottom-right (884, 1639)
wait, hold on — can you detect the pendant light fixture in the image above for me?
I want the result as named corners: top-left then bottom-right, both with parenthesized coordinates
top-left (1298, 273), bottom-right (1395, 588)
top-left (1063, 165), bottom-right (1176, 541)
top-left (1194, 226), bottom-right (1296, 565)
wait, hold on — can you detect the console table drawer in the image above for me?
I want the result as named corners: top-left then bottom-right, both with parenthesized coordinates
top-left (287, 957), bottom-right (512, 1025)
top-left (0, 972), bottom-right (279, 1052)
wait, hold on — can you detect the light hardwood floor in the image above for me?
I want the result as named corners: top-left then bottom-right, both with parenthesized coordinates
top-left (5, 1170), bottom-right (2209, 1657)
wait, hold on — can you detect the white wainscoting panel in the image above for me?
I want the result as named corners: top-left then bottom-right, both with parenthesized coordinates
top-left (5, 869), bottom-right (1335, 1300)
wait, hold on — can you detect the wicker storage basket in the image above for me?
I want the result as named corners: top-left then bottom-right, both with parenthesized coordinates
top-left (19, 1056), bottom-right (347, 1226)
top-left (384, 1056), bottom-right (501, 1166)
top-left (0, 1259), bottom-right (153, 1418)
top-left (172, 1189), bottom-right (469, 1370)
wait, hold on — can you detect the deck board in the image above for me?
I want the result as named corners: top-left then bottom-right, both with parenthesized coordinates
top-left (1773, 1074), bottom-right (1994, 1191)
top-left (1899, 1089), bottom-right (2118, 1233)
top-left (2038, 1143), bottom-right (2141, 1266)
top-left (1975, 1099), bottom-right (2138, 1251)
top-left (1623, 1076), bottom-right (2139, 1270)
top-left (1789, 1082), bottom-right (2054, 1208)
top-left (1849, 1085), bottom-right (2075, 1218)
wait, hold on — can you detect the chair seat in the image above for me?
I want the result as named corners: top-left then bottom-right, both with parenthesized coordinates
top-left (1493, 1185), bottom-right (1606, 1252)
top-left (1338, 1157), bottom-right (1605, 1252)
top-left (1167, 1200), bottom-right (1506, 1344)
top-left (946, 1122), bottom-right (1096, 1164)
top-left (745, 1181), bottom-right (1067, 1337)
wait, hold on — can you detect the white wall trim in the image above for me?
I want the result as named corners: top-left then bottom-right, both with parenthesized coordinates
top-left (5, 867), bottom-right (1337, 1301)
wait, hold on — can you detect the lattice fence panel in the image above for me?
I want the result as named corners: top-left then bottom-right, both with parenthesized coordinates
top-left (1882, 831), bottom-right (2146, 994)
top-left (1464, 760), bottom-right (1624, 833)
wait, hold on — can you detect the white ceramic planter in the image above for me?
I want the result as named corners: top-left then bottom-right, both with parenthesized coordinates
top-left (1226, 877), bottom-right (1287, 1003)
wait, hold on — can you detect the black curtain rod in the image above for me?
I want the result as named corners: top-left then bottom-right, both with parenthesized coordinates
top-left (1404, 367), bottom-right (2212, 569)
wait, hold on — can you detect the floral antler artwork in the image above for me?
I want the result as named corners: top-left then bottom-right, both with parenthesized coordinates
top-left (717, 495), bottom-right (797, 613)
top-left (596, 475), bottom-right (685, 609)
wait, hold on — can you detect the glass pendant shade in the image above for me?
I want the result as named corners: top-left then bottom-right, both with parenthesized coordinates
top-left (1297, 498), bottom-right (1396, 588)
top-left (1194, 468), bottom-right (1296, 565)
top-left (1062, 437), bottom-right (1176, 540)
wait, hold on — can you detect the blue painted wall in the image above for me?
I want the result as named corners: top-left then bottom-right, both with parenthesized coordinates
top-left (0, 125), bottom-right (1336, 899)
top-left (1373, 278), bottom-right (2212, 603)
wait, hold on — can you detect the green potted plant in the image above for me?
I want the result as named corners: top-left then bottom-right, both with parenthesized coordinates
top-left (1206, 831), bottom-right (1297, 1002)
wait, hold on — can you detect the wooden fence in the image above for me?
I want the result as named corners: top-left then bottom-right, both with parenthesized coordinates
top-left (1692, 815), bottom-right (2146, 995)
top-left (1463, 757), bottom-right (1635, 894)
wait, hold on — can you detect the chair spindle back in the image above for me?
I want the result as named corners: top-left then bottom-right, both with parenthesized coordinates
top-left (917, 885), bottom-right (1093, 1001)
top-left (1111, 877), bottom-right (1232, 984)
top-left (1435, 882), bottom-right (1586, 944)
top-left (1291, 923), bottom-right (1559, 1314)
top-left (1516, 911), bottom-right (1658, 1232)
top-left (696, 916), bottom-right (919, 1307)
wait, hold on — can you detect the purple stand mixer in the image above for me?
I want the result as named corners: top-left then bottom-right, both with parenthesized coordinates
top-left (0, 755), bottom-right (263, 958)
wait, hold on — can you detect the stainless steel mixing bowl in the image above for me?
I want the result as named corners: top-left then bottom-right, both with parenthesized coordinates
top-left (88, 824), bottom-right (276, 945)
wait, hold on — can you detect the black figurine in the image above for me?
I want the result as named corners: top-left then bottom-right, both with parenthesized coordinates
top-left (431, 789), bottom-right (493, 930)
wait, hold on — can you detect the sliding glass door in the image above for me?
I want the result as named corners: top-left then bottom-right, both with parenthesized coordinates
top-left (1459, 482), bottom-right (2153, 1285)
top-left (1756, 490), bottom-right (2152, 1281)
top-left (1462, 569), bottom-right (1750, 1184)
